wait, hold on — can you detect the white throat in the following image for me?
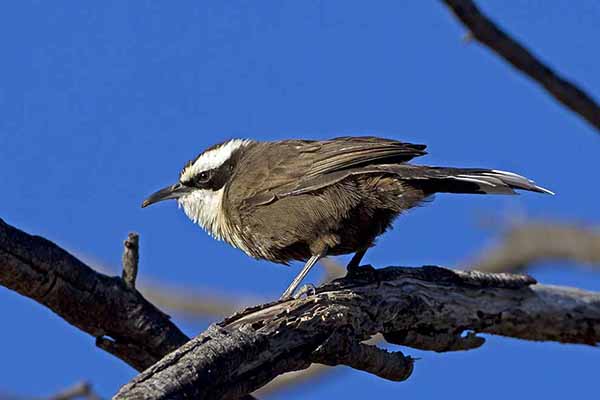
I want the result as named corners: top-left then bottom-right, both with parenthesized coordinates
top-left (178, 189), bottom-right (228, 240)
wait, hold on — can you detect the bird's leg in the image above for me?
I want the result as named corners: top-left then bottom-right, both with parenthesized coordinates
top-left (346, 248), bottom-right (377, 278)
top-left (346, 249), bottom-right (367, 272)
top-left (280, 250), bottom-right (326, 300)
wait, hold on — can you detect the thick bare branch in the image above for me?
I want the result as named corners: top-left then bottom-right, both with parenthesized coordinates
top-left (0, 218), bottom-right (189, 372)
top-left (311, 331), bottom-right (413, 382)
top-left (131, 258), bottom-right (345, 396)
top-left (467, 222), bottom-right (600, 273)
top-left (0, 217), bottom-right (343, 398)
top-left (442, 0), bottom-right (600, 133)
top-left (256, 333), bottom-right (382, 397)
top-left (115, 266), bottom-right (600, 400)
top-left (0, 216), bottom-right (346, 398)
top-left (5, 216), bottom-right (599, 399)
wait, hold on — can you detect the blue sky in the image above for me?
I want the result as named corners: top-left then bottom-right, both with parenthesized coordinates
top-left (1, 1), bottom-right (599, 398)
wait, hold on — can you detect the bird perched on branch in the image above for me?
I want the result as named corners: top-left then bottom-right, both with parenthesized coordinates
top-left (142, 136), bottom-right (552, 299)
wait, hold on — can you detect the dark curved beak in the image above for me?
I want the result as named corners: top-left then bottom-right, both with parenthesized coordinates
top-left (142, 183), bottom-right (191, 208)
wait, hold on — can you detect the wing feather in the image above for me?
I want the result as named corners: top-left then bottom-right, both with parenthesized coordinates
top-left (305, 136), bottom-right (426, 177)
top-left (229, 137), bottom-right (427, 209)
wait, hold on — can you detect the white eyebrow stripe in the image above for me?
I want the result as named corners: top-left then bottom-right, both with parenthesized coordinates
top-left (180, 139), bottom-right (253, 182)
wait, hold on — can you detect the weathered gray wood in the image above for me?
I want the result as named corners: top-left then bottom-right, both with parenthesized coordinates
top-left (0, 218), bottom-right (189, 371)
top-left (121, 232), bottom-right (140, 289)
top-left (3, 216), bottom-right (599, 400)
top-left (115, 266), bottom-right (600, 400)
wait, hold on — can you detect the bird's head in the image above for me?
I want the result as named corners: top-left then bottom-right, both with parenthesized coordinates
top-left (142, 138), bottom-right (254, 238)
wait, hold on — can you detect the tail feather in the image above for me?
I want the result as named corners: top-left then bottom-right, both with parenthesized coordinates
top-left (404, 167), bottom-right (554, 196)
top-left (481, 169), bottom-right (554, 195)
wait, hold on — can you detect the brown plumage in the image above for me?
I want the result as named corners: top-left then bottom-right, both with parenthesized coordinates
top-left (221, 138), bottom-right (419, 260)
top-left (142, 136), bottom-right (553, 298)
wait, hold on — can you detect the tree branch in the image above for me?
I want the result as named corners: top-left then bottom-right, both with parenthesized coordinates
top-left (311, 331), bottom-right (413, 382)
top-left (4, 216), bottom-right (599, 399)
top-left (0, 218), bottom-right (189, 372)
top-left (115, 266), bottom-right (600, 400)
top-left (0, 217), bottom-right (345, 397)
top-left (121, 232), bottom-right (139, 289)
top-left (441, 0), bottom-right (600, 133)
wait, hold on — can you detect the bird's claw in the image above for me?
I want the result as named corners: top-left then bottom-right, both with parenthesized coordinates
top-left (293, 283), bottom-right (317, 299)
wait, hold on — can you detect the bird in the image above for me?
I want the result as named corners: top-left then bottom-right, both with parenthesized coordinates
top-left (142, 136), bottom-right (553, 299)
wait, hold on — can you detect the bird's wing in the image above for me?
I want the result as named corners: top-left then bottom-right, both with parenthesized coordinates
top-left (231, 137), bottom-right (426, 207)
top-left (304, 136), bottom-right (427, 177)
top-left (228, 140), bottom-right (319, 208)
top-left (277, 136), bottom-right (426, 197)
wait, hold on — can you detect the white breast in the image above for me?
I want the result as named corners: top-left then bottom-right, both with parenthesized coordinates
top-left (176, 138), bottom-right (255, 255)
top-left (178, 189), bottom-right (227, 239)
top-left (178, 189), bottom-right (252, 256)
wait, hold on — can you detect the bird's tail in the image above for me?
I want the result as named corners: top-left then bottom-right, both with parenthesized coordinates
top-left (403, 166), bottom-right (554, 196)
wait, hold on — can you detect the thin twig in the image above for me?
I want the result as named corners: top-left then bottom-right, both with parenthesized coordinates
top-left (442, 0), bottom-right (600, 133)
top-left (121, 233), bottom-right (139, 289)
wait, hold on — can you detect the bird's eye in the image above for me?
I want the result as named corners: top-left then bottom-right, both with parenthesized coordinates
top-left (196, 171), bottom-right (212, 184)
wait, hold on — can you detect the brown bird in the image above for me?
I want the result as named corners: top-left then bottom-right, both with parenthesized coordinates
top-left (142, 136), bottom-right (552, 299)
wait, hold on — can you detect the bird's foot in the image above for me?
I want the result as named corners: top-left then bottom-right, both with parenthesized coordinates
top-left (293, 283), bottom-right (317, 299)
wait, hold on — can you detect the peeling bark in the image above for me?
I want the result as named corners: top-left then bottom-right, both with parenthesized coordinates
top-left (115, 266), bottom-right (600, 399)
